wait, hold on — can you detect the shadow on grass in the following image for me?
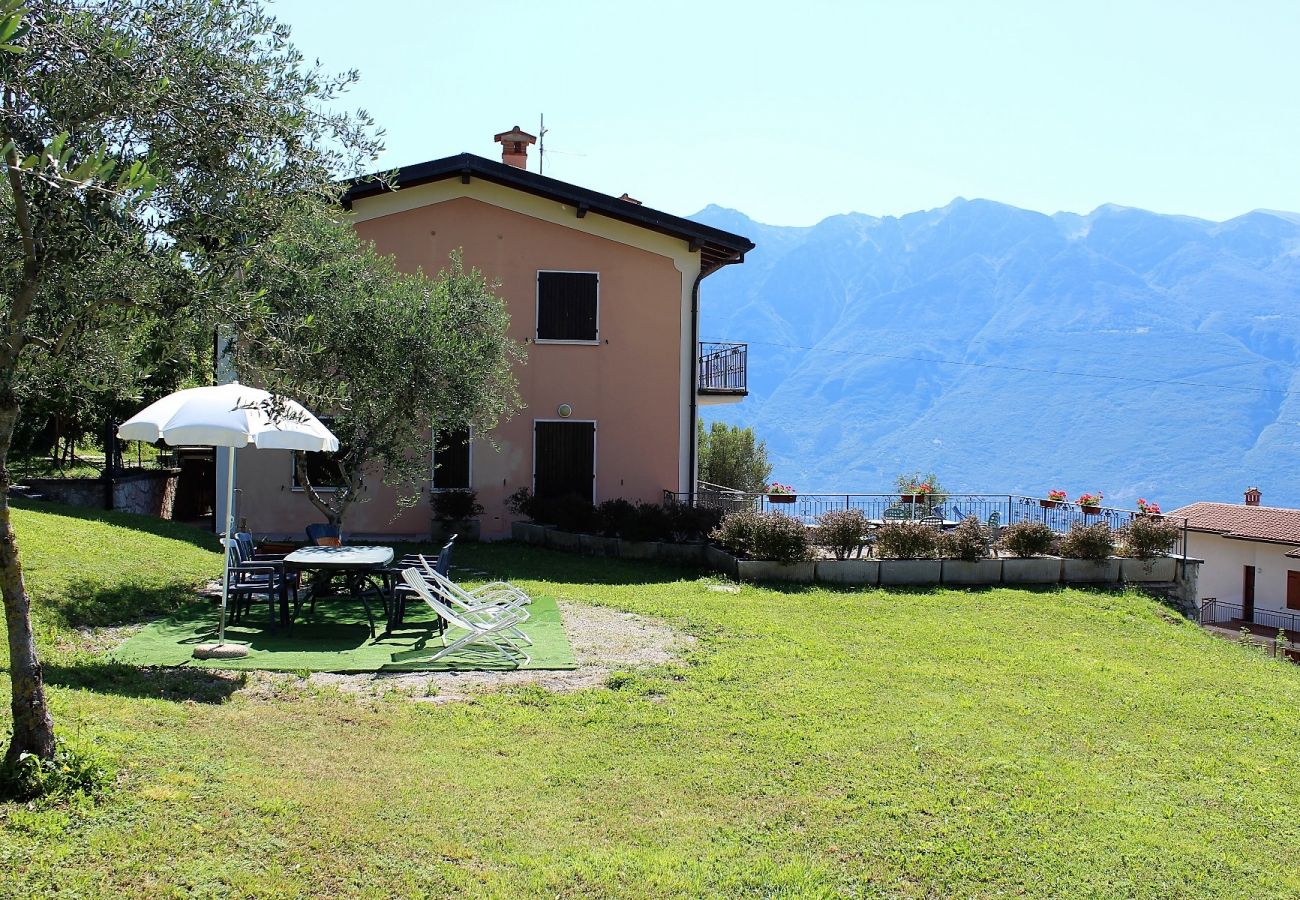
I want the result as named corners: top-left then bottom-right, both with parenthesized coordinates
top-left (13, 497), bottom-right (219, 554)
top-left (390, 539), bottom-right (709, 588)
top-left (43, 659), bottom-right (245, 704)
top-left (50, 578), bottom-right (208, 629)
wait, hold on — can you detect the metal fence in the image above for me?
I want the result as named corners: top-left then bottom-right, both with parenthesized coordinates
top-left (665, 489), bottom-right (1189, 557)
top-left (1200, 598), bottom-right (1300, 633)
top-left (697, 342), bottom-right (747, 393)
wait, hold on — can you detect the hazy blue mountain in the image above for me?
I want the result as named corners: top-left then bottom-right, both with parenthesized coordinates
top-left (692, 200), bottom-right (1300, 509)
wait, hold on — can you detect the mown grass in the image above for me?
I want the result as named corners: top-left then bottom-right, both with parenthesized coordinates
top-left (4, 502), bottom-right (1300, 897)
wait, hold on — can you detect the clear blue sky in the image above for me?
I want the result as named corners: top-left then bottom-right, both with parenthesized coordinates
top-left (271, 0), bottom-right (1300, 226)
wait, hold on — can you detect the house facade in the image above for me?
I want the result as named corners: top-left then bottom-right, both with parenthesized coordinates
top-left (230, 127), bottom-right (753, 540)
top-left (1169, 489), bottom-right (1300, 626)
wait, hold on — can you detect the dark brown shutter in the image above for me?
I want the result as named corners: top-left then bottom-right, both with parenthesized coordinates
top-left (433, 429), bottom-right (471, 490)
top-left (537, 272), bottom-right (598, 341)
top-left (534, 421), bottom-right (595, 501)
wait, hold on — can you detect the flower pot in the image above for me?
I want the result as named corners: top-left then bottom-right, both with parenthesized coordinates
top-left (1001, 556), bottom-right (1063, 584)
top-left (1062, 557), bottom-right (1121, 583)
top-left (735, 559), bottom-right (815, 583)
top-left (705, 545), bottom-right (740, 579)
top-left (1079, 505), bottom-right (1102, 516)
top-left (510, 521), bottom-right (551, 545)
top-left (1120, 556), bottom-right (1177, 582)
top-left (878, 558), bottom-right (942, 585)
top-left (941, 558), bottom-right (1003, 586)
top-left (1040, 499), bottom-right (1062, 509)
top-left (767, 494), bottom-right (796, 504)
top-left (899, 494), bottom-right (921, 504)
top-left (579, 533), bottom-right (619, 557)
top-left (814, 558), bottom-right (880, 586)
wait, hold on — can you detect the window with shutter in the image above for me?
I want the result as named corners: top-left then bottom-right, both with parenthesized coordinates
top-left (533, 420), bottom-right (596, 502)
top-left (432, 428), bottom-right (472, 491)
top-left (536, 271), bottom-right (598, 342)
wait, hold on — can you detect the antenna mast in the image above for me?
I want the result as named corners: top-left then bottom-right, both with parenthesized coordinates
top-left (538, 113), bottom-right (549, 175)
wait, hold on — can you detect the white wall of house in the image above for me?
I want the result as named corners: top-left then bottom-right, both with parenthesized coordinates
top-left (1186, 531), bottom-right (1300, 617)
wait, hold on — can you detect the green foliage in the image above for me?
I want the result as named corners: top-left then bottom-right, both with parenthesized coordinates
top-left (1120, 516), bottom-right (1181, 560)
top-left (1060, 522), bottom-right (1116, 561)
top-left (238, 228), bottom-right (524, 525)
top-left (0, 738), bottom-right (110, 803)
top-left (815, 508), bottom-right (869, 560)
top-left (895, 471), bottom-right (947, 505)
top-left (620, 502), bottom-right (673, 543)
top-left (875, 521), bottom-right (940, 559)
top-left (938, 516), bottom-right (991, 561)
top-left (711, 508), bottom-right (810, 564)
top-left (665, 503), bottom-right (723, 543)
top-left (999, 520), bottom-right (1058, 558)
top-left (595, 499), bottom-right (636, 538)
top-left (697, 420), bottom-right (772, 492)
top-left (430, 490), bottom-right (483, 522)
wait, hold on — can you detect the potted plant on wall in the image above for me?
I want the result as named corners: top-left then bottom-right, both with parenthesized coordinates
top-left (1041, 489), bottom-right (1068, 509)
top-left (431, 488), bottom-right (484, 543)
top-left (766, 482), bottom-right (797, 504)
top-left (896, 472), bottom-right (943, 506)
top-left (1136, 498), bottom-right (1162, 517)
top-left (1075, 491), bottom-right (1104, 516)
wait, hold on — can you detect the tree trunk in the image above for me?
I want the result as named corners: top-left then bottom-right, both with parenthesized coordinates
top-left (0, 398), bottom-right (55, 764)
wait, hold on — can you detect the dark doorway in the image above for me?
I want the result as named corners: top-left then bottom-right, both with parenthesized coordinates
top-left (533, 421), bottom-right (595, 502)
top-left (173, 447), bottom-right (215, 523)
top-left (1243, 565), bottom-right (1256, 621)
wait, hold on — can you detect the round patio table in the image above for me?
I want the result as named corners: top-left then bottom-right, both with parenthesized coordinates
top-left (283, 545), bottom-right (395, 636)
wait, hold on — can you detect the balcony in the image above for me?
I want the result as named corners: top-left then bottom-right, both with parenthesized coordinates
top-left (697, 341), bottom-right (747, 404)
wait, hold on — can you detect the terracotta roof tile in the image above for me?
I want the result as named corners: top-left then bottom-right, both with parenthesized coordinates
top-left (1166, 501), bottom-right (1300, 545)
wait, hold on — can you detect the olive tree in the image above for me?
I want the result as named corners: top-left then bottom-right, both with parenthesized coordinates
top-left (233, 206), bottom-right (523, 526)
top-left (697, 419), bottom-right (772, 492)
top-left (0, 0), bottom-right (379, 765)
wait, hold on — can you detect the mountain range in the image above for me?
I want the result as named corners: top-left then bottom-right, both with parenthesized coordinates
top-left (692, 199), bottom-right (1300, 510)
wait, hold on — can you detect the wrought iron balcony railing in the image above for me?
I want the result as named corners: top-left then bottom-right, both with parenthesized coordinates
top-left (698, 341), bottom-right (747, 395)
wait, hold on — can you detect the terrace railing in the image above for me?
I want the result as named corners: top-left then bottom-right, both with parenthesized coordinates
top-left (697, 342), bottom-right (747, 394)
top-left (1199, 598), bottom-right (1300, 633)
top-left (664, 489), bottom-right (1190, 558)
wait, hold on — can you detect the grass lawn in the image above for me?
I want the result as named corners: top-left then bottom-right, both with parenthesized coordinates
top-left (4, 501), bottom-right (1300, 897)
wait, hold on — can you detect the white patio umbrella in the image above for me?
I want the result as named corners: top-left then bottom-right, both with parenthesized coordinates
top-left (118, 382), bottom-right (338, 657)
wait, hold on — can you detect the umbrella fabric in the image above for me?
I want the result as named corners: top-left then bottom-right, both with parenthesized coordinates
top-left (117, 382), bottom-right (337, 451)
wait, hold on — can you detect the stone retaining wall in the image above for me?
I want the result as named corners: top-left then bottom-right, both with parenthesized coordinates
top-left (22, 469), bottom-right (179, 519)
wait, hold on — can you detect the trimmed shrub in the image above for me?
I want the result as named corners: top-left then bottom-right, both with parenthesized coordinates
top-left (999, 521), bottom-right (1057, 558)
top-left (666, 503), bottom-right (724, 543)
top-left (711, 509), bottom-right (810, 565)
top-left (938, 516), bottom-right (991, 561)
top-left (875, 521), bottom-right (939, 559)
top-left (622, 502), bottom-right (673, 543)
top-left (595, 498), bottom-right (637, 538)
top-left (1120, 515), bottom-right (1181, 560)
top-left (1059, 521), bottom-right (1115, 561)
top-left (506, 487), bottom-right (536, 519)
top-left (815, 508), bottom-right (869, 560)
top-left (537, 494), bottom-right (598, 533)
top-left (431, 489), bottom-right (483, 521)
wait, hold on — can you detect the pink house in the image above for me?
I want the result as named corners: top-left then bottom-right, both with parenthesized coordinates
top-left (232, 127), bottom-right (753, 540)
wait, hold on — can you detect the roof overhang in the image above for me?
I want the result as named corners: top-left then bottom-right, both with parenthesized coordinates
top-left (342, 153), bottom-right (754, 275)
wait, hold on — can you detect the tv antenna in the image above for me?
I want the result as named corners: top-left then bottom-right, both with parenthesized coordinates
top-left (538, 113), bottom-right (549, 175)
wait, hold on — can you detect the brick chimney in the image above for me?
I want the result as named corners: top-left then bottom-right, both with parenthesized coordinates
top-left (1245, 486), bottom-right (1261, 506)
top-left (493, 125), bottom-right (536, 169)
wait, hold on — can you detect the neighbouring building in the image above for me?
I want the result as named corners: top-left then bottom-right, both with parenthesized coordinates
top-left (230, 126), bottom-right (754, 540)
top-left (1169, 488), bottom-right (1300, 626)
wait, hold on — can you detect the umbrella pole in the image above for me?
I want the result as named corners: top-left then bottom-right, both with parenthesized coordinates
top-left (219, 447), bottom-right (235, 644)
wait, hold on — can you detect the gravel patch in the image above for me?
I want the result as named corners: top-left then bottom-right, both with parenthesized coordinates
top-left (243, 599), bottom-right (693, 704)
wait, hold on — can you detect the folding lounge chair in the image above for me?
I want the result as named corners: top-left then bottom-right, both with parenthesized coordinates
top-left (395, 569), bottom-right (529, 666)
